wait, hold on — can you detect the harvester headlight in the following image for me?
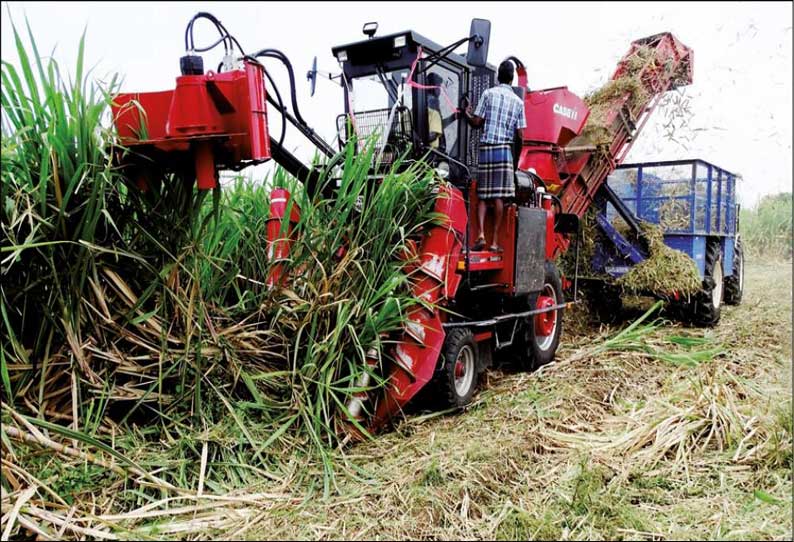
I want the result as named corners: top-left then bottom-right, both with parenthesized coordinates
top-left (336, 50), bottom-right (348, 62)
top-left (394, 36), bottom-right (406, 48)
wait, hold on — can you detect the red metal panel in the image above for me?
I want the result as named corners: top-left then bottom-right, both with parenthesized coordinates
top-left (244, 60), bottom-right (271, 161)
top-left (368, 185), bottom-right (467, 431)
top-left (517, 146), bottom-right (562, 188)
top-left (111, 60), bottom-right (271, 190)
top-left (463, 183), bottom-right (518, 293)
top-left (434, 185), bottom-right (468, 236)
top-left (521, 87), bottom-right (589, 147)
top-left (490, 206), bottom-right (517, 290)
top-left (465, 253), bottom-right (505, 272)
top-left (113, 90), bottom-right (173, 142)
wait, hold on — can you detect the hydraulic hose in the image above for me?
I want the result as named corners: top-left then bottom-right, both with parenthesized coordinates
top-left (184, 12), bottom-right (231, 54)
top-left (252, 48), bottom-right (336, 157)
top-left (254, 65), bottom-right (286, 148)
top-left (505, 55), bottom-right (525, 69)
top-left (252, 48), bottom-right (309, 127)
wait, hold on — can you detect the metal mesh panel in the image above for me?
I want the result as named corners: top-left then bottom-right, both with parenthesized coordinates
top-left (606, 169), bottom-right (638, 224)
top-left (336, 107), bottom-right (413, 165)
top-left (608, 168), bottom-right (638, 200)
top-left (693, 164), bottom-right (710, 233)
top-left (711, 175), bottom-right (721, 233)
top-left (725, 175), bottom-right (736, 234)
top-left (609, 161), bottom-right (738, 236)
top-left (466, 68), bottom-right (495, 171)
top-left (609, 164), bottom-right (695, 232)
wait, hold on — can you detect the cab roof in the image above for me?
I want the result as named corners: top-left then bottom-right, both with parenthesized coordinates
top-left (331, 30), bottom-right (495, 72)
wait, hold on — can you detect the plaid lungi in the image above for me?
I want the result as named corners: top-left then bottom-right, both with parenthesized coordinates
top-left (477, 143), bottom-right (514, 199)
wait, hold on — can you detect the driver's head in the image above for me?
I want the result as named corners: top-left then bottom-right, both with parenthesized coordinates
top-left (498, 60), bottom-right (514, 85)
top-left (427, 72), bottom-right (443, 96)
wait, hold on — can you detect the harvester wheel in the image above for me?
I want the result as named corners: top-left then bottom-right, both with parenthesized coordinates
top-left (512, 261), bottom-right (564, 371)
top-left (427, 328), bottom-right (479, 409)
top-left (723, 238), bottom-right (744, 305)
top-left (684, 241), bottom-right (723, 326)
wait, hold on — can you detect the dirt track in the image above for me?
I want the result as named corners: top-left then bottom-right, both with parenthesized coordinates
top-left (245, 261), bottom-right (792, 540)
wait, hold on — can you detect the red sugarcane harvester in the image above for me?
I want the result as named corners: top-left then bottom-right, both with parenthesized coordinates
top-left (112, 13), bottom-right (693, 433)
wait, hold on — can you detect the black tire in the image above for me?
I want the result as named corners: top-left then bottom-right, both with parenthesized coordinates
top-left (723, 238), bottom-right (744, 305)
top-left (427, 328), bottom-right (479, 408)
top-left (682, 241), bottom-right (723, 326)
top-left (511, 261), bottom-right (564, 371)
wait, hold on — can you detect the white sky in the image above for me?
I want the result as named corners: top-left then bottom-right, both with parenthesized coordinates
top-left (2, 1), bottom-right (791, 208)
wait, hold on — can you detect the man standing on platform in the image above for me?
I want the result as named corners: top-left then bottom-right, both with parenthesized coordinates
top-left (462, 60), bottom-right (526, 252)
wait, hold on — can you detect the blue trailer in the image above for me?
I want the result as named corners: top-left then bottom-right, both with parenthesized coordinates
top-left (586, 159), bottom-right (744, 325)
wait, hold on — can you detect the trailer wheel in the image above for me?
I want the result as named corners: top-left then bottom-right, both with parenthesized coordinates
top-left (512, 261), bottom-right (564, 370)
top-left (685, 241), bottom-right (723, 326)
top-left (724, 238), bottom-right (744, 305)
top-left (427, 328), bottom-right (479, 408)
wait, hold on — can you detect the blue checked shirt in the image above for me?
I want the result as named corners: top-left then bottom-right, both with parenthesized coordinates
top-left (474, 84), bottom-right (527, 145)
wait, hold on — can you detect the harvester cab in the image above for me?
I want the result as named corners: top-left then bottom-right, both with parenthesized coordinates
top-left (330, 19), bottom-right (495, 183)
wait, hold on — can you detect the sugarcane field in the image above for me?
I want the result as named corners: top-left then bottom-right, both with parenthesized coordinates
top-left (1, 1), bottom-right (792, 540)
